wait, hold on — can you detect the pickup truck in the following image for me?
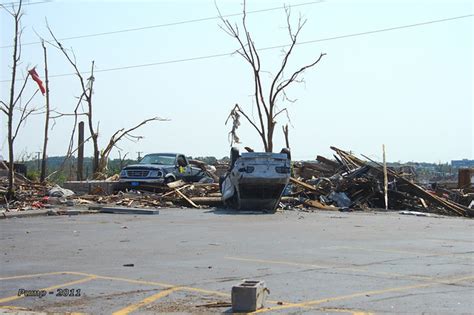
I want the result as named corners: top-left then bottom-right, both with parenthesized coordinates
top-left (118, 153), bottom-right (207, 189)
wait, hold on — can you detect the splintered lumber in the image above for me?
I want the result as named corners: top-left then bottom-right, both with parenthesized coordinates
top-left (161, 184), bottom-right (190, 198)
top-left (302, 198), bottom-right (339, 211)
top-left (290, 177), bottom-right (318, 192)
top-left (333, 147), bottom-right (469, 217)
top-left (359, 154), bottom-right (469, 217)
top-left (330, 146), bottom-right (363, 169)
top-left (174, 189), bottom-right (200, 208)
top-left (290, 177), bottom-right (327, 195)
top-left (167, 180), bottom-right (186, 189)
top-left (316, 155), bottom-right (340, 169)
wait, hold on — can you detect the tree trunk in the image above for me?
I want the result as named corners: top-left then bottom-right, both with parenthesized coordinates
top-left (40, 41), bottom-right (50, 183)
top-left (7, 126), bottom-right (14, 199)
top-left (266, 119), bottom-right (275, 152)
top-left (86, 61), bottom-right (99, 176)
top-left (283, 124), bottom-right (290, 149)
top-left (6, 10), bottom-right (20, 199)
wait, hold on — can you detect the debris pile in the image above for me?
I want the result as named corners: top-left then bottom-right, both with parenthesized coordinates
top-left (288, 147), bottom-right (473, 217)
top-left (1, 148), bottom-right (473, 218)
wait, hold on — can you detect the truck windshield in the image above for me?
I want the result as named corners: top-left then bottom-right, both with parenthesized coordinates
top-left (139, 154), bottom-right (175, 165)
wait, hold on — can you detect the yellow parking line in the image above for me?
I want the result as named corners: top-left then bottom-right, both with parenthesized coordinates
top-left (93, 274), bottom-right (174, 288)
top-left (91, 274), bottom-right (284, 304)
top-left (180, 286), bottom-right (230, 298)
top-left (0, 306), bottom-right (29, 310)
top-left (225, 256), bottom-right (436, 281)
top-left (0, 275), bottom-right (97, 304)
top-left (319, 308), bottom-right (374, 315)
top-left (0, 271), bottom-right (290, 309)
top-left (87, 273), bottom-right (277, 303)
top-left (112, 287), bottom-right (182, 315)
top-left (0, 271), bottom-right (70, 281)
top-left (253, 275), bottom-right (474, 313)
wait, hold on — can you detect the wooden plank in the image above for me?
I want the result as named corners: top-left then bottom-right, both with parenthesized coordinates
top-left (290, 177), bottom-right (318, 192)
top-left (302, 198), bottom-right (339, 211)
top-left (175, 189), bottom-right (200, 208)
top-left (167, 180), bottom-right (186, 189)
top-left (161, 184), bottom-right (190, 198)
top-left (316, 155), bottom-right (340, 169)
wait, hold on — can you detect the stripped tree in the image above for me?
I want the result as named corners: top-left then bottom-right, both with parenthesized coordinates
top-left (40, 39), bottom-right (50, 183)
top-left (47, 26), bottom-right (167, 179)
top-left (47, 25), bottom-right (99, 175)
top-left (0, 0), bottom-right (41, 198)
top-left (219, 1), bottom-right (325, 152)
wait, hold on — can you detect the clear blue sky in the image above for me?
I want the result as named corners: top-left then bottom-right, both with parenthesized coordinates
top-left (1, 0), bottom-right (472, 163)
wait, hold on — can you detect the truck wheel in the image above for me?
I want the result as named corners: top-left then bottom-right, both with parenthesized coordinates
top-left (230, 147), bottom-right (240, 169)
top-left (164, 176), bottom-right (175, 184)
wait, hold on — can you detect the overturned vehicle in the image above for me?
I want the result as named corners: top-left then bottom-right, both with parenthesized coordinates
top-left (220, 148), bottom-right (291, 212)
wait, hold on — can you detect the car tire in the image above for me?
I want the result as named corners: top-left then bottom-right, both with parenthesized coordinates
top-left (164, 176), bottom-right (175, 185)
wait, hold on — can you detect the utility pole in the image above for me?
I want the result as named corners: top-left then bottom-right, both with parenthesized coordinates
top-left (383, 144), bottom-right (388, 210)
top-left (77, 121), bottom-right (84, 181)
top-left (137, 151), bottom-right (143, 161)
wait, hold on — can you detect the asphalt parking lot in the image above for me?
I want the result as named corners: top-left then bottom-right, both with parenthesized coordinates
top-left (1, 208), bottom-right (473, 314)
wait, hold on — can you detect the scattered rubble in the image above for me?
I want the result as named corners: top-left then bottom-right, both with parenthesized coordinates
top-left (289, 147), bottom-right (473, 217)
top-left (1, 147), bottom-right (473, 218)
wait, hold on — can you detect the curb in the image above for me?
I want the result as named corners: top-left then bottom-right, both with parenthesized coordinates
top-left (0, 209), bottom-right (99, 220)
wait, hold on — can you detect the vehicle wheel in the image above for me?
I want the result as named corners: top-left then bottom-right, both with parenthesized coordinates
top-left (280, 148), bottom-right (291, 160)
top-left (164, 176), bottom-right (175, 185)
top-left (230, 147), bottom-right (240, 169)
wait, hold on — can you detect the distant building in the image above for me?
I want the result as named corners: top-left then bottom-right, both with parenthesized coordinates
top-left (451, 159), bottom-right (474, 168)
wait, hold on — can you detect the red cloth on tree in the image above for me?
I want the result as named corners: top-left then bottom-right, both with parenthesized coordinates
top-left (28, 68), bottom-right (46, 95)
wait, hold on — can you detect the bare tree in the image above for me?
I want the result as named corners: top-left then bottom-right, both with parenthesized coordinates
top-left (47, 26), bottom-right (168, 179)
top-left (96, 117), bottom-right (168, 178)
top-left (47, 25), bottom-right (100, 172)
top-left (219, 1), bottom-right (325, 152)
top-left (118, 151), bottom-right (129, 170)
top-left (0, 0), bottom-right (40, 198)
top-left (40, 39), bottom-right (50, 183)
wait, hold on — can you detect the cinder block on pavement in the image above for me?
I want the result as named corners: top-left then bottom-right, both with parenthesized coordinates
top-left (231, 280), bottom-right (268, 312)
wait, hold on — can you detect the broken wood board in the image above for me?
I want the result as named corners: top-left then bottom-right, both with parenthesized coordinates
top-left (175, 189), bottom-right (200, 208)
top-left (167, 180), bottom-right (186, 189)
top-left (302, 198), bottom-right (339, 211)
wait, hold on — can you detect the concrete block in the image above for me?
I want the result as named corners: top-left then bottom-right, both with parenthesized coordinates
top-left (231, 280), bottom-right (268, 312)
